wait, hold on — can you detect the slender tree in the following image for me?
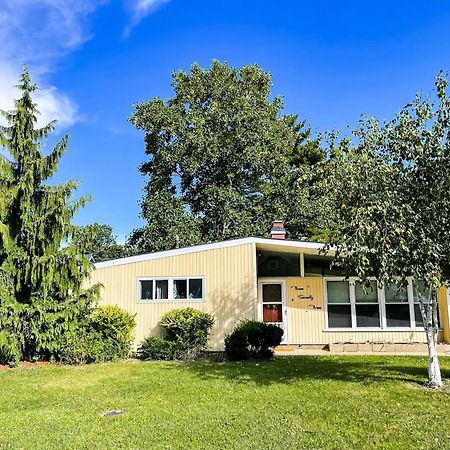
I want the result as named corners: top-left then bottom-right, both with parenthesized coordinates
top-left (324, 74), bottom-right (450, 388)
top-left (0, 67), bottom-right (99, 364)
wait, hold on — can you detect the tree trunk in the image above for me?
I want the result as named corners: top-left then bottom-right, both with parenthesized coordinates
top-left (422, 293), bottom-right (443, 388)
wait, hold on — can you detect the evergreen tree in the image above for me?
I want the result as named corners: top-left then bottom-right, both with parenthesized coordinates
top-left (0, 67), bottom-right (99, 365)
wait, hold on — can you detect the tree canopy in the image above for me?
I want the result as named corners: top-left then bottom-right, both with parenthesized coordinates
top-left (76, 223), bottom-right (126, 262)
top-left (128, 61), bottom-right (329, 252)
top-left (324, 74), bottom-right (450, 387)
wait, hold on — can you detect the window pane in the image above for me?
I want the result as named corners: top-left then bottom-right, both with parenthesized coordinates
top-left (385, 283), bottom-right (408, 303)
top-left (413, 281), bottom-right (432, 304)
top-left (257, 251), bottom-right (300, 277)
top-left (155, 280), bottom-right (168, 300)
top-left (188, 279), bottom-right (203, 299)
top-left (414, 303), bottom-right (440, 328)
top-left (173, 279), bottom-right (187, 299)
top-left (327, 305), bottom-right (352, 328)
top-left (414, 304), bottom-right (425, 328)
top-left (262, 284), bottom-right (282, 303)
top-left (263, 304), bottom-right (283, 322)
top-left (356, 305), bottom-right (380, 327)
top-left (141, 280), bottom-right (153, 300)
top-left (355, 281), bottom-right (378, 303)
top-left (327, 281), bottom-right (350, 303)
top-left (386, 304), bottom-right (410, 327)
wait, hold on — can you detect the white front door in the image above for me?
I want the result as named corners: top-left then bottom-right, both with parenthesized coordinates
top-left (258, 280), bottom-right (288, 344)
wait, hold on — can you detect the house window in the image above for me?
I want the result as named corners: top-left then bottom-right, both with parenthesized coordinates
top-left (384, 282), bottom-right (410, 327)
top-left (325, 278), bottom-right (440, 330)
top-left (141, 280), bottom-right (153, 300)
top-left (326, 281), bottom-right (352, 328)
top-left (155, 280), bottom-right (169, 300)
top-left (138, 277), bottom-right (204, 302)
top-left (355, 281), bottom-right (380, 327)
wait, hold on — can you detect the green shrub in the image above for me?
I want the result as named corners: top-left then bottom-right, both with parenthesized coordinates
top-left (137, 336), bottom-right (180, 361)
top-left (224, 320), bottom-right (283, 360)
top-left (90, 305), bottom-right (136, 360)
top-left (59, 305), bottom-right (136, 364)
top-left (0, 330), bottom-right (21, 367)
top-left (137, 308), bottom-right (215, 361)
top-left (59, 329), bottom-right (106, 364)
top-left (159, 308), bottom-right (214, 352)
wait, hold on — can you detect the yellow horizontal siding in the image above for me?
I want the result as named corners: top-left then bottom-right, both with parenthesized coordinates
top-left (86, 243), bottom-right (257, 350)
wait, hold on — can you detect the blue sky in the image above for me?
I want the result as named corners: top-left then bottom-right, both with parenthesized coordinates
top-left (2, 1), bottom-right (450, 242)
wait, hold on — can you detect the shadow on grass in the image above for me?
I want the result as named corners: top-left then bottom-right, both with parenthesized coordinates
top-left (181, 355), bottom-right (450, 386)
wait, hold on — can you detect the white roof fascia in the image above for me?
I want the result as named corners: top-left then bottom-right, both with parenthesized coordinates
top-left (94, 237), bottom-right (327, 269)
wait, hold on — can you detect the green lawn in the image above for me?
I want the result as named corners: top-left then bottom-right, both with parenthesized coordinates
top-left (0, 356), bottom-right (449, 449)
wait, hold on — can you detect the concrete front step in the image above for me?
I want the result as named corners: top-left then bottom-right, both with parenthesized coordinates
top-left (329, 343), bottom-right (450, 354)
top-left (274, 343), bottom-right (450, 355)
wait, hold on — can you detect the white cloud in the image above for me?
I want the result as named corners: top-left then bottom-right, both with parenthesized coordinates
top-left (0, 0), bottom-right (105, 129)
top-left (123, 0), bottom-right (171, 37)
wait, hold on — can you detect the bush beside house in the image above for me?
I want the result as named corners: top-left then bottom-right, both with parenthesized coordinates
top-left (225, 320), bottom-right (284, 360)
top-left (137, 308), bottom-right (214, 360)
top-left (59, 305), bottom-right (136, 364)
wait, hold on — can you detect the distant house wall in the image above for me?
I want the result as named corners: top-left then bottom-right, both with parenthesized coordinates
top-left (87, 243), bottom-right (257, 350)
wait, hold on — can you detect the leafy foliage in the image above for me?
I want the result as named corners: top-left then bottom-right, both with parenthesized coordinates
top-left (59, 305), bottom-right (136, 364)
top-left (224, 320), bottom-right (283, 360)
top-left (159, 307), bottom-right (214, 351)
top-left (137, 308), bottom-right (214, 360)
top-left (128, 61), bottom-right (329, 251)
top-left (75, 223), bottom-right (126, 262)
top-left (0, 67), bottom-right (100, 365)
top-left (324, 73), bottom-right (450, 387)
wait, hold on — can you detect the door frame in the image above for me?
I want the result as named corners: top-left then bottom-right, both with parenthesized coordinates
top-left (257, 277), bottom-right (288, 344)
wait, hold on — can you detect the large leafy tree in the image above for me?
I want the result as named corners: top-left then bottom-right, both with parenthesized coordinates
top-left (325, 74), bottom-right (450, 388)
top-left (0, 67), bottom-right (99, 365)
top-left (76, 223), bottom-right (126, 262)
top-left (129, 61), bottom-right (327, 251)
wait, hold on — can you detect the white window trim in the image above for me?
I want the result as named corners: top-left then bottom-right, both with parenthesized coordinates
top-left (137, 276), bottom-right (206, 303)
top-left (323, 276), bottom-right (441, 332)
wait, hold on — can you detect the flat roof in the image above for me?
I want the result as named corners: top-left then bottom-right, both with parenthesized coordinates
top-left (94, 237), bottom-right (328, 269)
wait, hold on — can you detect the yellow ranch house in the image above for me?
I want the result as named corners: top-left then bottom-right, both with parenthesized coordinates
top-left (89, 222), bottom-right (450, 351)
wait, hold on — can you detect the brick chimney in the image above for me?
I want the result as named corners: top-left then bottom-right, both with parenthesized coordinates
top-left (270, 220), bottom-right (286, 240)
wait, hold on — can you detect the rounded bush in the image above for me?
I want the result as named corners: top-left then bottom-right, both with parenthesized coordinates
top-left (159, 307), bottom-right (214, 352)
top-left (224, 320), bottom-right (283, 360)
top-left (137, 308), bottom-right (215, 361)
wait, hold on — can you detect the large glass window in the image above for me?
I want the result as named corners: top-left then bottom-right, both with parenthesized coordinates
top-left (325, 278), bottom-right (440, 330)
top-left (355, 281), bottom-right (380, 327)
top-left (327, 281), bottom-right (351, 328)
top-left (257, 251), bottom-right (300, 277)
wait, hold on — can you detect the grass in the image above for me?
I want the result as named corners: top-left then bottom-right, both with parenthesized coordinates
top-left (0, 356), bottom-right (449, 449)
